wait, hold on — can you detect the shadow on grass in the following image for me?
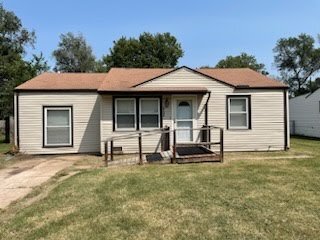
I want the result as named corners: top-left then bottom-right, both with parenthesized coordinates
top-left (291, 135), bottom-right (320, 141)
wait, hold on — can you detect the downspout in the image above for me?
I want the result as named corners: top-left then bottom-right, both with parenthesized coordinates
top-left (15, 91), bottom-right (20, 148)
top-left (283, 89), bottom-right (288, 150)
top-left (204, 92), bottom-right (211, 148)
top-left (205, 92), bottom-right (211, 126)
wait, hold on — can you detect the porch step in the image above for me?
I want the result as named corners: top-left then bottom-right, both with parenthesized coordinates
top-left (175, 153), bottom-right (220, 164)
top-left (175, 146), bottom-right (221, 164)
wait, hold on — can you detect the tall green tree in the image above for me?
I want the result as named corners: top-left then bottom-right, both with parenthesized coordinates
top-left (0, 4), bottom-right (47, 118)
top-left (215, 53), bottom-right (267, 74)
top-left (0, 3), bottom-right (35, 85)
top-left (0, 54), bottom-right (49, 118)
top-left (52, 32), bottom-right (96, 72)
top-left (274, 33), bottom-right (320, 96)
top-left (102, 32), bottom-right (183, 70)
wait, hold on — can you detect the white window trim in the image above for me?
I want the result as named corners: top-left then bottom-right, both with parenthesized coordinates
top-left (44, 107), bottom-right (72, 147)
top-left (228, 97), bottom-right (249, 130)
top-left (139, 98), bottom-right (161, 129)
top-left (115, 98), bottom-right (136, 131)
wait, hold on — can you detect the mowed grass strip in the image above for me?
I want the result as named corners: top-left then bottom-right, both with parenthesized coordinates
top-left (0, 137), bottom-right (319, 239)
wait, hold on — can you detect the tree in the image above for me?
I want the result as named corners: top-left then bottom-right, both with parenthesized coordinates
top-left (306, 77), bottom-right (320, 93)
top-left (0, 4), bottom-right (45, 119)
top-left (215, 53), bottom-right (267, 74)
top-left (0, 3), bottom-right (35, 86)
top-left (273, 33), bottom-right (320, 96)
top-left (102, 32), bottom-right (183, 70)
top-left (0, 53), bottom-right (49, 119)
top-left (52, 32), bottom-right (96, 72)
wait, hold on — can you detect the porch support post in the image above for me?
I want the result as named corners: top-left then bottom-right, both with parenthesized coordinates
top-left (138, 133), bottom-right (143, 165)
top-left (161, 126), bottom-right (170, 151)
top-left (206, 125), bottom-right (210, 149)
top-left (172, 129), bottom-right (176, 163)
top-left (110, 140), bottom-right (114, 161)
top-left (220, 128), bottom-right (224, 163)
top-left (104, 141), bottom-right (108, 165)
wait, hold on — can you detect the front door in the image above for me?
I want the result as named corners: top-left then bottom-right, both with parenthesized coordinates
top-left (175, 99), bottom-right (194, 142)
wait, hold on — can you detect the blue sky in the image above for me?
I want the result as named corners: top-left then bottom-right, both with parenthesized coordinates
top-left (3, 0), bottom-right (320, 75)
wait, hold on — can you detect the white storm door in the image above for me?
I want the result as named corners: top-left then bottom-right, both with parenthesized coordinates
top-left (176, 99), bottom-right (193, 142)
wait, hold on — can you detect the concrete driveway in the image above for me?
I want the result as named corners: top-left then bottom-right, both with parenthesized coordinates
top-left (0, 155), bottom-right (79, 209)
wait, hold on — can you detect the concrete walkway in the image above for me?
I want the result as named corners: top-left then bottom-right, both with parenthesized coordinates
top-left (0, 155), bottom-right (78, 209)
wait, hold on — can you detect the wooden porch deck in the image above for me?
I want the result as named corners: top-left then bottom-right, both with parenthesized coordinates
top-left (146, 146), bottom-right (221, 164)
top-left (104, 125), bottom-right (224, 166)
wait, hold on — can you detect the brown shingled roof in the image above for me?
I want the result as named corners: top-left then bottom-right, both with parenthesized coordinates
top-left (98, 67), bottom-right (286, 91)
top-left (15, 72), bottom-right (107, 90)
top-left (197, 68), bottom-right (285, 88)
top-left (15, 66), bottom-right (287, 91)
top-left (98, 68), bottom-right (173, 90)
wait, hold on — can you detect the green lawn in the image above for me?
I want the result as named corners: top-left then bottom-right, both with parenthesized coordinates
top-left (0, 133), bottom-right (10, 153)
top-left (0, 133), bottom-right (12, 168)
top-left (0, 137), bottom-right (320, 239)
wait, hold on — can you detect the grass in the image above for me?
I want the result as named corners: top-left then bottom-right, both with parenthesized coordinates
top-left (0, 133), bottom-right (13, 168)
top-left (0, 133), bottom-right (11, 153)
top-left (0, 137), bottom-right (319, 239)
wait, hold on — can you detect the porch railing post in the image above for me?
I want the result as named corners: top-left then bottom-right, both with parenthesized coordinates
top-left (110, 140), bottom-right (114, 161)
top-left (172, 129), bottom-right (176, 163)
top-left (104, 141), bottom-right (108, 166)
top-left (138, 133), bottom-right (143, 165)
top-left (220, 128), bottom-right (224, 163)
top-left (206, 125), bottom-right (210, 149)
top-left (161, 126), bottom-right (170, 151)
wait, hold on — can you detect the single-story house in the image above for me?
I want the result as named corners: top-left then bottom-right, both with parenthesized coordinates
top-left (290, 88), bottom-right (320, 138)
top-left (14, 66), bottom-right (289, 155)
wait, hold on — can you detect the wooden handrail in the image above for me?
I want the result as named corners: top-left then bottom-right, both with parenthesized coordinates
top-left (104, 125), bottom-right (224, 166)
top-left (103, 125), bottom-right (222, 142)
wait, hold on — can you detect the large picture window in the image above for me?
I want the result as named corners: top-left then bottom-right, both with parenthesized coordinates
top-left (115, 98), bottom-right (136, 130)
top-left (228, 96), bottom-right (251, 129)
top-left (44, 106), bottom-right (72, 147)
top-left (139, 98), bottom-right (160, 129)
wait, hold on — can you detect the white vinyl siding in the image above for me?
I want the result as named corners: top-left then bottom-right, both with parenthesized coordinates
top-left (290, 88), bottom-right (320, 138)
top-left (100, 68), bottom-right (287, 153)
top-left (101, 95), bottom-right (167, 153)
top-left (18, 92), bottom-right (100, 154)
top-left (44, 107), bottom-right (72, 146)
top-left (138, 68), bottom-right (286, 151)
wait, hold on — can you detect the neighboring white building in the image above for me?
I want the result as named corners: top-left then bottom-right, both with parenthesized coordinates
top-left (14, 66), bottom-right (289, 155)
top-left (290, 88), bottom-right (320, 138)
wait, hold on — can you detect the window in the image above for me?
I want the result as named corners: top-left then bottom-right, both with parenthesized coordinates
top-left (44, 107), bottom-right (72, 147)
top-left (115, 98), bottom-right (136, 130)
top-left (140, 98), bottom-right (160, 128)
top-left (228, 96), bottom-right (250, 129)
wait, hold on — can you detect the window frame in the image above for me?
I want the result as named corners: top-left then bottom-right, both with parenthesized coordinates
top-left (139, 98), bottom-right (161, 129)
top-left (114, 98), bottom-right (137, 131)
top-left (227, 95), bottom-right (251, 130)
top-left (43, 106), bottom-right (73, 148)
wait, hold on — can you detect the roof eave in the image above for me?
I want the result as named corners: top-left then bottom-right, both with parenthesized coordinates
top-left (97, 89), bottom-right (209, 94)
top-left (234, 86), bottom-right (289, 90)
top-left (14, 88), bottom-right (98, 92)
